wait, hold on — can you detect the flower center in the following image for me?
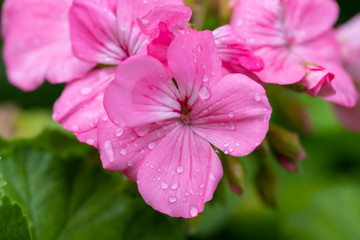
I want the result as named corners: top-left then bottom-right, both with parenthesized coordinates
top-left (179, 99), bottom-right (191, 125)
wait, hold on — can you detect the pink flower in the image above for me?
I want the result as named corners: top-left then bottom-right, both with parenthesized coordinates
top-left (230, 0), bottom-right (358, 107)
top-left (1, 0), bottom-right (94, 91)
top-left (334, 14), bottom-right (360, 131)
top-left (53, 0), bottom-right (191, 147)
top-left (98, 29), bottom-right (272, 218)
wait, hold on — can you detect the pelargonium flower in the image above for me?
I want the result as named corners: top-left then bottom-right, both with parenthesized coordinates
top-left (334, 14), bottom-right (360, 131)
top-left (53, 0), bottom-right (191, 147)
top-left (230, 0), bottom-right (358, 107)
top-left (1, 0), bottom-right (94, 91)
top-left (98, 29), bottom-right (272, 218)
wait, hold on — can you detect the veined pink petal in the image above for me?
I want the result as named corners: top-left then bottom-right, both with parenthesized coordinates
top-left (300, 64), bottom-right (335, 98)
top-left (74, 128), bottom-right (99, 148)
top-left (104, 55), bottom-right (181, 128)
top-left (53, 68), bottom-right (115, 147)
top-left (334, 99), bottom-right (360, 132)
top-left (255, 47), bottom-right (306, 84)
top-left (336, 13), bottom-right (360, 81)
top-left (284, 0), bottom-right (339, 44)
top-left (168, 28), bottom-right (222, 107)
top-left (70, 0), bottom-right (129, 65)
top-left (98, 114), bottom-right (176, 181)
top-left (320, 63), bottom-right (358, 107)
top-left (138, 4), bottom-right (192, 39)
top-left (137, 125), bottom-right (223, 218)
top-left (191, 74), bottom-right (272, 157)
top-left (213, 25), bottom-right (264, 72)
top-left (231, 0), bottom-right (287, 49)
top-left (2, 0), bottom-right (94, 91)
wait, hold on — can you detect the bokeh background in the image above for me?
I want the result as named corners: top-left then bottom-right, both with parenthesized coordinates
top-left (0, 0), bottom-right (360, 239)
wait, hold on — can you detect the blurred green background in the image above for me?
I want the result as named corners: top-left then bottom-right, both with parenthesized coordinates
top-left (0, 0), bottom-right (360, 240)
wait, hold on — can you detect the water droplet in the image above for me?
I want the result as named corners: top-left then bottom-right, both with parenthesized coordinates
top-left (223, 143), bottom-right (230, 148)
top-left (262, 115), bottom-right (267, 123)
top-left (210, 71), bottom-right (215, 76)
top-left (224, 149), bottom-right (229, 154)
top-left (200, 184), bottom-right (205, 188)
top-left (236, 143), bottom-right (240, 147)
top-left (196, 44), bottom-right (203, 53)
top-left (228, 112), bottom-right (234, 118)
top-left (102, 115), bottom-right (108, 121)
top-left (177, 166), bottom-right (184, 174)
top-left (184, 192), bottom-right (189, 196)
top-left (229, 123), bottom-right (235, 130)
top-left (254, 92), bottom-right (261, 101)
top-left (171, 182), bottom-right (178, 190)
top-left (210, 174), bottom-right (216, 181)
top-left (127, 160), bottom-right (133, 166)
top-left (169, 196), bottom-right (177, 203)
top-left (199, 86), bottom-right (211, 100)
top-left (229, 147), bottom-right (234, 152)
top-left (201, 62), bottom-right (206, 69)
top-left (80, 87), bottom-right (92, 95)
top-left (148, 142), bottom-right (156, 150)
top-left (115, 127), bottom-right (124, 137)
top-left (86, 139), bottom-right (95, 145)
top-left (120, 149), bottom-right (127, 156)
top-left (190, 205), bottom-right (199, 217)
top-left (203, 74), bottom-right (209, 82)
top-left (104, 140), bottom-right (114, 162)
top-left (162, 182), bottom-right (169, 189)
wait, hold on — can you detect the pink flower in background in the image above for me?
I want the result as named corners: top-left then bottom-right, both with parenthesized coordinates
top-left (53, 0), bottom-right (191, 147)
top-left (99, 29), bottom-right (272, 217)
top-left (1, 0), bottom-right (94, 91)
top-left (231, 0), bottom-right (358, 107)
top-left (334, 14), bottom-right (360, 132)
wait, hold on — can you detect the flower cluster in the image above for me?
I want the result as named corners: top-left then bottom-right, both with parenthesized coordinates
top-left (2, 0), bottom-right (358, 218)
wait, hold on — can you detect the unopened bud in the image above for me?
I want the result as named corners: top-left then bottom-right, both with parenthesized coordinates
top-left (223, 155), bottom-right (246, 195)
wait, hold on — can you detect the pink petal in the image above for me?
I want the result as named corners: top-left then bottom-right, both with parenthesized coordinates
top-left (284, 0), bottom-right (339, 44)
top-left (301, 64), bottom-right (335, 98)
top-left (2, 0), bottom-right (93, 91)
top-left (213, 25), bottom-right (264, 72)
top-left (191, 74), bottom-right (272, 157)
top-left (70, 0), bottom-right (129, 65)
top-left (138, 4), bottom-right (191, 39)
top-left (104, 55), bottom-right (181, 128)
top-left (334, 98), bottom-right (360, 132)
top-left (74, 128), bottom-right (99, 148)
top-left (320, 63), bottom-right (358, 107)
top-left (255, 47), bottom-right (306, 84)
top-left (168, 28), bottom-right (222, 106)
top-left (137, 125), bottom-right (223, 218)
top-left (97, 114), bottom-right (176, 181)
top-left (230, 0), bottom-right (288, 49)
top-left (53, 68), bottom-right (115, 147)
top-left (336, 14), bottom-right (360, 81)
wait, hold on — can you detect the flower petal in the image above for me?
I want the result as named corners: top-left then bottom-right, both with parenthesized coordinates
top-left (191, 74), bottom-right (272, 157)
top-left (301, 64), bottom-right (335, 98)
top-left (256, 47), bottom-right (306, 84)
top-left (104, 55), bottom-right (180, 128)
top-left (213, 25), bottom-right (264, 72)
top-left (70, 0), bottom-right (128, 65)
top-left (137, 125), bottom-right (223, 218)
top-left (2, 0), bottom-right (93, 91)
top-left (168, 28), bottom-right (222, 106)
top-left (53, 68), bottom-right (115, 147)
top-left (97, 114), bottom-right (176, 181)
top-left (334, 98), bottom-right (360, 132)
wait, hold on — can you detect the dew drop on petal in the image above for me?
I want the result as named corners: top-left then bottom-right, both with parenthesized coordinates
top-left (104, 140), bottom-right (114, 162)
top-left (229, 123), bottom-right (235, 130)
top-left (224, 149), bottom-right (229, 154)
top-left (162, 182), bottom-right (169, 189)
top-left (236, 143), bottom-right (240, 147)
top-left (223, 142), bottom-right (230, 148)
top-left (115, 127), bottom-right (124, 137)
top-left (169, 196), bottom-right (177, 203)
top-left (148, 142), bottom-right (156, 150)
top-left (254, 92), bottom-right (261, 101)
top-left (190, 205), bottom-right (199, 217)
top-left (196, 44), bottom-right (203, 53)
top-left (228, 112), bottom-right (234, 118)
top-left (127, 160), bottom-right (133, 166)
top-left (210, 173), bottom-right (216, 181)
top-left (120, 149), bottom-right (127, 156)
top-left (200, 184), bottom-right (205, 188)
top-left (203, 74), bottom-right (209, 82)
top-left (171, 182), bottom-right (178, 190)
top-left (177, 166), bottom-right (184, 174)
top-left (199, 86), bottom-right (211, 100)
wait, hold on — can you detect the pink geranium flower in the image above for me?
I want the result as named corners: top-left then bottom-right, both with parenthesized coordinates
top-left (1, 0), bottom-right (94, 91)
top-left (53, 0), bottom-right (191, 147)
top-left (98, 29), bottom-right (272, 218)
top-left (231, 0), bottom-right (358, 107)
top-left (334, 14), bottom-right (360, 131)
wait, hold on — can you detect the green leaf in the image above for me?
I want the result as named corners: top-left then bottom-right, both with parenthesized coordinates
top-left (0, 196), bottom-right (31, 240)
top-left (0, 130), bottom-right (185, 240)
top-left (287, 185), bottom-right (360, 240)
